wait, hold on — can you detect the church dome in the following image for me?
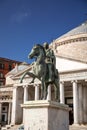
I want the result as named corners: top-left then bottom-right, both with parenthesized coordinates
top-left (58, 21), bottom-right (87, 39)
top-left (52, 20), bottom-right (87, 63)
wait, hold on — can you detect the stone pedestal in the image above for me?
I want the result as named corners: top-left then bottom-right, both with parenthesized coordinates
top-left (21, 100), bottom-right (69, 130)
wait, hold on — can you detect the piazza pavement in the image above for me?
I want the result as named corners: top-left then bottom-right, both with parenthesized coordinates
top-left (2, 125), bottom-right (87, 130)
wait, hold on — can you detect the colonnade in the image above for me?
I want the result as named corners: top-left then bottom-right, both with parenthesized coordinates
top-left (11, 80), bottom-right (87, 125)
top-left (60, 80), bottom-right (87, 125)
top-left (11, 83), bottom-right (52, 125)
top-left (23, 84), bottom-right (52, 102)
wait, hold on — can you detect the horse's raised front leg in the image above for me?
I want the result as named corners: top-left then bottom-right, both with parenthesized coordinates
top-left (20, 71), bottom-right (37, 83)
top-left (20, 72), bottom-right (28, 83)
top-left (30, 77), bottom-right (35, 83)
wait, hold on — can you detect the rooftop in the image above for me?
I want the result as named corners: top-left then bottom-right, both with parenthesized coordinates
top-left (57, 20), bottom-right (87, 40)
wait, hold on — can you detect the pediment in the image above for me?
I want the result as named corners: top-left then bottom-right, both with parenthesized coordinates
top-left (5, 62), bottom-right (31, 78)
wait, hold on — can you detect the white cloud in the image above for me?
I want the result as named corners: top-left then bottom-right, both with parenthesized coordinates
top-left (10, 11), bottom-right (30, 23)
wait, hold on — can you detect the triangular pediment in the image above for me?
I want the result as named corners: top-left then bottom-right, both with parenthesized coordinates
top-left (6, 62), bottom-right (31, 78)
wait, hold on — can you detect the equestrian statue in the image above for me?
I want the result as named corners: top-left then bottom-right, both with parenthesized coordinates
top-left (20, 43), bottom-right (60, 101)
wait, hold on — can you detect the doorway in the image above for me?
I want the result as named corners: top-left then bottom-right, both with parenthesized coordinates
top-left (1, 103), bottom-right (9, 125)
top-left (65, 97), bottom-right (73, 125)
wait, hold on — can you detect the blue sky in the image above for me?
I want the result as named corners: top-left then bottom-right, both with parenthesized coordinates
top-left (0, 0), bottom-right (87, 63)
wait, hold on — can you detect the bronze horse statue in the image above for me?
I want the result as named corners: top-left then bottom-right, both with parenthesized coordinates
top-left (20, 44), bottom-right (60, 101)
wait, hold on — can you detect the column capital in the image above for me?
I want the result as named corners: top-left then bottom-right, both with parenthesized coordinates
top-left (34, 84), bottom-right (40, 87)
top-left (60, 81), bottom-right (64, 85)
top-left (71, 80), bottom-right (78, 83)
top-left (23, 85), bottom-right (29, 88)
top-left (14, 83), bottom-right (29, 87)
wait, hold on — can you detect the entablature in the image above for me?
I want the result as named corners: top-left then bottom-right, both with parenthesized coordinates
top-left (60, 69), bottom-right (87, 82)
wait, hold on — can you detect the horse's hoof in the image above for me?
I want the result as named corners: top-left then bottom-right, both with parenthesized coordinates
top-left (30, 81), bottom-right (34, 83)
top-left (20, 81), bottom-right (22, 83)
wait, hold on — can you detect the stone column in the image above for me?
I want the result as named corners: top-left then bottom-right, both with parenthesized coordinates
top-left (47, 84), bottom-right (51, 100)
top-left (83, 86), bottom-right (87, 123)
top-left (72, 80), bottom-right (79, 124)
top-left (78, 83), bottom-right (83, 124)
top-left (8, 102), bottom-right (12, 125)
top-left (35, 85), bottom-right (39, 100)
top-left (11, 86), bottom-right (18, 124)
top-left (60, 82), bottom-right (65, 104)
top-left (24, 85), bottom-right (29, 103)
top-left (23, 85), bottom-right (29, 124)
top-left (11, 85), bottom-right (23, 124)
top-left (0, 103), bottom-right (2, 124)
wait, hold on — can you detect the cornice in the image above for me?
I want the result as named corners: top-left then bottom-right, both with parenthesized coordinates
top-left (0, 57), bottom-right (21, 64)
top-left (59, 68), bottom-right (87, 82)
top-left (0, 86), bottom-right (13, 91)
top-left (55, 36), bottom-right (87, 47)
top-left (59, 68), bottom-right (87, 75)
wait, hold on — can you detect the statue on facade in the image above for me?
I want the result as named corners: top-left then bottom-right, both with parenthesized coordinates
top-left (20, 43), bottom-right (60, 101)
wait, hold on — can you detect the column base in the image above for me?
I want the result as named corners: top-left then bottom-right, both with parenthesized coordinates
top-left (21, 100), bottom-right (70, 130)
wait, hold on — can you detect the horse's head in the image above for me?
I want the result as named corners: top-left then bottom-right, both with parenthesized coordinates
top-left (28, 44), bottom-right (46, 59)
top-left (28, 45), bottom-right (39, 59)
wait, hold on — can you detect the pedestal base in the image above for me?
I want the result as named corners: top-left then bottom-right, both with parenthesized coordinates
top-left (21, 100), bottom-right (70, 130)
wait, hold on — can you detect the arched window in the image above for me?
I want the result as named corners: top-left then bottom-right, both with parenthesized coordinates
top-left (0, 72), bottom-right (4, 78)
top-left (0, 63), bottom-right (4, 69)
top-left (0, 81), bottom-right (4, 86)
top-left (9, 64), bottom-right (12, 71)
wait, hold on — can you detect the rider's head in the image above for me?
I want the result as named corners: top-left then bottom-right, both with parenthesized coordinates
top-left (43, 42), bottom-right (49, 49)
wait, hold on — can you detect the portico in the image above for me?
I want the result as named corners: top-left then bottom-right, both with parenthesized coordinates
top-left (11, 82), bottom-right (41, 125)
top-left (59, 69), bottom-right (87, 125)
top-left (10, 68), bottom-right (87, 126)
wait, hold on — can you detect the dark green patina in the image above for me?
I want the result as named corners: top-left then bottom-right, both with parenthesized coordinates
top-left (20, 44), bottom-right (60, 101)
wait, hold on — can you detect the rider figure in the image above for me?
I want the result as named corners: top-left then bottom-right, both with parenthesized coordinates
top-left (43, 42), bottom-right (56, 82)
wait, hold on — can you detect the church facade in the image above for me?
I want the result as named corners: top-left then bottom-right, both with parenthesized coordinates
top-left (0, 21), bottom-right (87, 126)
